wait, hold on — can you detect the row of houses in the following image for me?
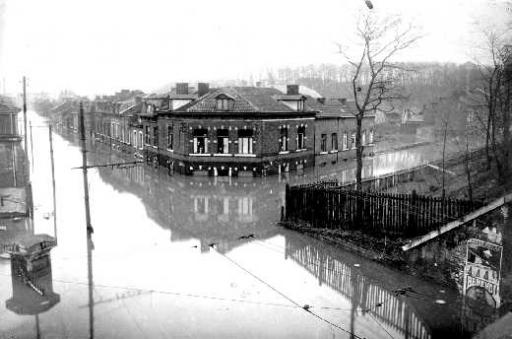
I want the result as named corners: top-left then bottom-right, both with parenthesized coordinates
top-left (51, 83), bottom-right (375, 176)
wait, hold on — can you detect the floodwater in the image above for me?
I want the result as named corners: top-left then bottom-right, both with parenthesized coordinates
top-left (1, 112), bottom-right (508, 338)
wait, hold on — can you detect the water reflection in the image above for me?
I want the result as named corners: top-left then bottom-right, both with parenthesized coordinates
top-left (28, 123), bottom-right (504, 338)
top-left (406, 207), bottom-right (512, 336)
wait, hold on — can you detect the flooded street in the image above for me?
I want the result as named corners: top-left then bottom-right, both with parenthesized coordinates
top-left (0, 112), bottom-right (508, 338)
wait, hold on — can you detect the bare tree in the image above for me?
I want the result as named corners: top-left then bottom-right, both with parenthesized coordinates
top-left (339, 13), bottom-right (421, 190)
top-left (474, 30), bottom-right (512, 182)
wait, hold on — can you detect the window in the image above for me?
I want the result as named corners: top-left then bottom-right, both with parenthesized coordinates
top-left (362, 130), bottom-right (366, 145)
top-left (133, 130), bottom-right (137, 147)
top-left (351, 132), bottom-right (356, 149)
top-left (342, 133), bottom-right (348, 150)
top-left (297, 126), bottom-right (306, 149)
top-left (153, 126), bottom-right (159, 147)
top-left (238, 197), bottom-right (253, 216)
top-left (167, 125), bottom-right (173, 150)
top-left (297, 100), bottom-right (304, 112)
top-left (320, 134), bottom-right (327, 152)
top-left (138, 131), bottom-right (143, 150)
top-left (279, 127), bottom-right (288, 151)
top-left (216, 98), bottom-right (230, 110)
top-left (369, 129), bottom-right (374, 144)
top-left (193, 128), bottom-right (208, 154)
top-left (145, 126), bottom-right (151, 145)
top-left (238, 129), bottom-right (253, 154)
top-left (331, 133), bottom-right (338, 151)
top-left (217, 129), bottom-right (229, 154)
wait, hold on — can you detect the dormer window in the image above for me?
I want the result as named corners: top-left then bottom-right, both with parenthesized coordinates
top-left (215, 93), bottom-right (234, 111)
top-left (146, 104), bottom-right (154, 114)
top-left (217, 99), bottom-right (230, 110)
top-left (297, 99), bottom-right (304, 112)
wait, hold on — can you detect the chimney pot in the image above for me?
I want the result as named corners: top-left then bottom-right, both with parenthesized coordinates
top-left (197, 83), bottom-right (210, 97)
top-left (287, 84), bottom-right (299, 95)
top-left (176, 83), bottom-right (189, 95)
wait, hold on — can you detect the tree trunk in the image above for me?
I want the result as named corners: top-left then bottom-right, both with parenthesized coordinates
top-left (356, 114), bottom-right (363, 191)
top-left (465, 134), bottom-right (473, 203)
top-left (485, 112), bottom-right (492, 170)
top-left (442, 120), bottom-right (448, 199)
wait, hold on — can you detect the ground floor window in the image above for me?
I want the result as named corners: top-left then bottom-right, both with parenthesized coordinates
top-left (193, 128), bottom-right (208, 154)
top-left (167, 125), bottom-right (173, 150)
top-left (153, 126), bottom-right (159, 147)
top-left (145, 126), bottom-right (151, 145)
top-left (351, 133), bottom-right (356, 149)
top-left (238, 129), bottom-right (253, 154)
top-left (138, 131), bottom-right (143, 150)
top-left (320, 134), bottom-right (327, 152)
top-left (297, 126), bottom-right (306, 149)
top-left (217, 129), bottom-right (229, 154)
top-left (342, 133), bottom-right (348, 150)
top-left (279, 127), bottom-right (288, 151)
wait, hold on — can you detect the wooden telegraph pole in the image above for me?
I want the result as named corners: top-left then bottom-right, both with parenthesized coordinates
top-left (22, 76), bottom-right (28, 153)
top-left (49, 125), bottom-right (57, 244)
top-left (78, 102), bottom-right (94, 339)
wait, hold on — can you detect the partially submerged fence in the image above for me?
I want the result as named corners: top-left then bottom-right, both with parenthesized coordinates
top-left (285, 184), bottom-right (483, 237)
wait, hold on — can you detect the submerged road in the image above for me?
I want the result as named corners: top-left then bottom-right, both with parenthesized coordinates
top-left (0, 111), bottom-right (475, 339)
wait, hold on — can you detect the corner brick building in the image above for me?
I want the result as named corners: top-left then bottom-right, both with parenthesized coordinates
top-left (142, 84), bottom-right (316, 176)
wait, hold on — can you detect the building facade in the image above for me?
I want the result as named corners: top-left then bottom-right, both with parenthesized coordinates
top-left (49, 83), bottom-right (376, 177)
top-left (141, 84), bottom-right (316, 176)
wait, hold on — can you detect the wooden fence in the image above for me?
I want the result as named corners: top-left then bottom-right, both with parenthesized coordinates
top-left (285, 184), bottom-right (482, 237)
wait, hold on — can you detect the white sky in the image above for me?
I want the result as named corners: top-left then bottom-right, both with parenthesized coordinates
top-left (0, 0), bottom-right (510, 97)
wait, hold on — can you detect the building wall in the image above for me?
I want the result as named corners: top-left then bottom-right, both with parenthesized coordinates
top-left (142, 115), bottom-right (315, 176)
top-left (314, 116), bottom-right (375, 163)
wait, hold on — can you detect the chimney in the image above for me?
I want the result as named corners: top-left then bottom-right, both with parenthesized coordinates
top-left (176, 82), bottom-right (189, 95)
top-left (317, 97), bottom-right (326, 104)
top-left (287, 84), bottom-right (299, 95)
top-left (197, 83), bottom-right (210, 97)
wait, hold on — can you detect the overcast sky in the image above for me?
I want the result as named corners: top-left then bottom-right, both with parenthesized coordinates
top-left (0, 0), bottom-right (510, 97)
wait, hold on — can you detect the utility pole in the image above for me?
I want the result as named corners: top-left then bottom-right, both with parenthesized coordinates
top-left (22, 76), bottom-right (28, 153)
top-left (79, 102), bottom-right (94, 339)
top-left (49, 125), bottom-right (57, 244)
top-left (79, 102), bottom-right (93, 236)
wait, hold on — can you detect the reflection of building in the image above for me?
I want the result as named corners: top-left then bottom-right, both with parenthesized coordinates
top-left (84, 142), bottom-right (281, 254)
top-left (284, 233), bottom-right (475, 338)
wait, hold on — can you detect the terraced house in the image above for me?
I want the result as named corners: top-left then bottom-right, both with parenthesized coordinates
top-left (49, 83), bottom-right (376, 177)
